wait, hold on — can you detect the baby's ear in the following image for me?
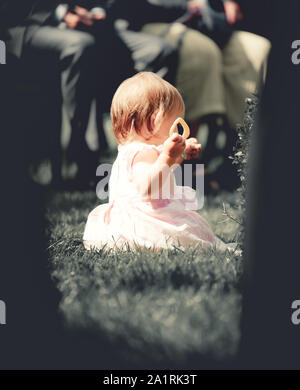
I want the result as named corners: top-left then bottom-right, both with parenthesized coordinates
top-left (141, 110), bottom-right (159, 139)
top-left (150, 109), bottom-right (163, 131)
top-left (150, 110), bottom-right (159, 131)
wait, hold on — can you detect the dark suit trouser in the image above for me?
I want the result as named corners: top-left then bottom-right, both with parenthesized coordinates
top-left (23, 25), bottom-right (97, 153)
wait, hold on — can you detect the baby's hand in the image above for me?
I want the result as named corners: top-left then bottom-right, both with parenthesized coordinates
top-left (184, 138), bottom-right (201, 160)
top-left (162, 133), bottom-right (186, 165)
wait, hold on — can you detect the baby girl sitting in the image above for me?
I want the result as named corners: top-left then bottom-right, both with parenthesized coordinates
top-left (83, 72), bottom-right (230, 251)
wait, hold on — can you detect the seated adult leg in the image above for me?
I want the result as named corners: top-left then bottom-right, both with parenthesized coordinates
top-left (24, 26), bottom-right (97, 166)
top-left (222, 31), bottom-right (271, 128)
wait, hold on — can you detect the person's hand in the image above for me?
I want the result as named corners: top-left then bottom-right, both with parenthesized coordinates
top-left (162, 133), bottom-right (186, 165)
top-left (223, 1), bottom-right (243, 25)
top-left (73, 6), bottom-right (94, 26)
top-left (64, 6), bottom-right (106, 29)
top-left (74, 6), bottom-right (106, 23)
top-left (184, 138), bottom-right (201, 160)
top-left (187, 1), bottom-right (204, 15)
top-left (64, 11), bottom-right (81, 29)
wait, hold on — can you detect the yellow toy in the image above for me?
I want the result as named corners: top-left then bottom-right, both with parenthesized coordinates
top-left (169, 117), bottom-right (190, 139)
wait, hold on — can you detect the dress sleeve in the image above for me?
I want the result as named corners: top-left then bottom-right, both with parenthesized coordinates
top-left (126, 144), bottom-right (160, 181)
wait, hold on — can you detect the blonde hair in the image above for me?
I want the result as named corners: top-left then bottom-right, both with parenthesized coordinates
top-left (110, 72), bottom-right (185, 144)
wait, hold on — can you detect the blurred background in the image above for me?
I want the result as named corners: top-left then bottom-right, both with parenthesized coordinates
top-left (0, 0), bottom-right (271, 192)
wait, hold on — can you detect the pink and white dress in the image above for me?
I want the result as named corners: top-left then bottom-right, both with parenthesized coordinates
top-left (83, 141), bottom-right (216, 250)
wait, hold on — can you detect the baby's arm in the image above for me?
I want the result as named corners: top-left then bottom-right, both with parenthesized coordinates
top-left (132, 133), bottom-right (185, 198)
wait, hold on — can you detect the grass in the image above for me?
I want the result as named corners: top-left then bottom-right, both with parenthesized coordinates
top-left (46, 190), bottom-right (243, 368)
